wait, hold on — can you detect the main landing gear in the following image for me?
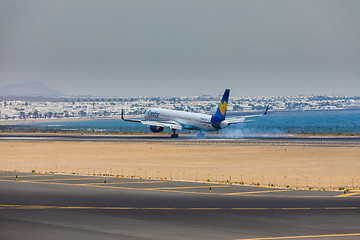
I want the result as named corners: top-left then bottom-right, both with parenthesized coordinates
top-left (171, 129), bottom-right (178, 138)
top-left (197, 131), bottom-right (205, 138)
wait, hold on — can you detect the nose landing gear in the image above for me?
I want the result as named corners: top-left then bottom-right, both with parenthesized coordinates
top-left (171, 129), bottom-right (179, 138)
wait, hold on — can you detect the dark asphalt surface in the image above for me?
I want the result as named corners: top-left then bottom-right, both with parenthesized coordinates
top-left (1, 172), bottom-right (360, 240)
top-left (0, 133), bottom-right (359, 146)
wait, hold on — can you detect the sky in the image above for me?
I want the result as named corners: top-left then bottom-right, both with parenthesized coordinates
top-left (0, 0), bottom-right (359, 97)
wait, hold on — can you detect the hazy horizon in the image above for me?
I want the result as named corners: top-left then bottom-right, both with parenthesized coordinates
top-left (1, 0), bottom-right (359, 97)
top-left (1, 81), bottom-right (360, 98)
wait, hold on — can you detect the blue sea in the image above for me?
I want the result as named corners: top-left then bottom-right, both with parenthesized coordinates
top-left (4, 109), bottom-right (360, 135)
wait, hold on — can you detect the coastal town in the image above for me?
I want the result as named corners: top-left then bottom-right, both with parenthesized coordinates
top-left (0, 94), bottom-right (359, 120)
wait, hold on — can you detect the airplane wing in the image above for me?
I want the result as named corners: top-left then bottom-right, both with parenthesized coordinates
top-left (121, 109), bottom-right (143, 122)
top-left (141, 120), bottom-right (183, 130)
top-left (226, 105), bottom-right (269, 125)
top-left (121, 109), bottom-right (183, 130)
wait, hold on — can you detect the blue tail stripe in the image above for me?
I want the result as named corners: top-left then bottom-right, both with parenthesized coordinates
top-left (211, 89), bottom-right (230, 129)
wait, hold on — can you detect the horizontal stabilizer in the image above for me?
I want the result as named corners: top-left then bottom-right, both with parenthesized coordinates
top-left (226, 105), bottom-right (269, 125)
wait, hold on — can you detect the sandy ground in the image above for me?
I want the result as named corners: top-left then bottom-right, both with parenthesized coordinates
top-left (1, 141), bottom-right (359, 190)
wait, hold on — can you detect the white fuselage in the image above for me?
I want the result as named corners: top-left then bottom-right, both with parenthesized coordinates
top-left (144, 108), bottom-right (229, 131)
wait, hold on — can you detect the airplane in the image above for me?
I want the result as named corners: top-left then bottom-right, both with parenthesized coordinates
top-left (121, 89), bottom-right (269, 138)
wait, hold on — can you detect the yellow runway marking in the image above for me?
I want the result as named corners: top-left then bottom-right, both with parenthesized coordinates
top-left (0, 177), bottom-right (163, 184)
top-left (0, 176), bottom-right (164, 184)
top-left (0, 178), bottom-right (357, 198)
top-left (22, 177), bottom-right (106, 182)
top-left (85, 181), bottom-right (164, 186)
top-left (140, 188), bottom-right (220, 195)
top-left (236, 232), bottom-right (360, 239)
top-left (225, 190), bottom-right (290, 195)
top-left (335, 192), bottom-right (360, 197)
top-left (0, 178), bottom-right (324, 197)
top-left (104, 181), bottom-right (167, 185)
top-left (0, 178), bottom-right (140, 190)
top-left (0, 178), bottom-right (221, 195)
top-left (3, 178), bottom-right (203, 195)
top-left (145, 185), bottom-right (229, 190)
top-left (1, 205), bottom-right (360, 211)
top-left (324, 207), bottom-right (360, 210)
top-left (0, 178), bottom-right (329, 197)
top-left (0, 175), bottom-right (51, 178)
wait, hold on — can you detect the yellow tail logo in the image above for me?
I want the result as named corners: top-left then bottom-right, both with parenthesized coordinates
top-left (219, 101), bottom-right (227, 115)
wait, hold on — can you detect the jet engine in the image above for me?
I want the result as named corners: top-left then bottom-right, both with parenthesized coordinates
top-left (150, 125), bottom-right (164, 133)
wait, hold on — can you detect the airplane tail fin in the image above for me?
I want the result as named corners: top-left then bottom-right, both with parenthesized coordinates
top-left (212, 89), bottom-right (230, 121)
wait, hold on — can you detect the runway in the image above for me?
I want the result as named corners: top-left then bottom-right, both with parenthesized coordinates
top-left (1, 172), bottom-right (360, 239)
top-left (0, 133), bottom-right (359, 146)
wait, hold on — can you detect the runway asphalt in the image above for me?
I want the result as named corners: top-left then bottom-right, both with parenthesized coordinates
top-left (0, 133), bottom-right (359, 146)
top-left (1, 172), bottom-right (360, 240)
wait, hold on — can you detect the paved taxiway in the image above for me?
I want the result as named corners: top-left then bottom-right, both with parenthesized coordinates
top-left (1, 172), bottom-right (360, 240)
top-left (0, 133), bottom-right (359, 146)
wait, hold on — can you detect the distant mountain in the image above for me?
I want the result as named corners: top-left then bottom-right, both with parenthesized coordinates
top-left (0, 82), bottom-right (63, 96)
